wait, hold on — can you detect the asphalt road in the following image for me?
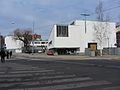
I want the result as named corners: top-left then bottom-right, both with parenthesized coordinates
top-left (0, 56), bottom-right (120, 90)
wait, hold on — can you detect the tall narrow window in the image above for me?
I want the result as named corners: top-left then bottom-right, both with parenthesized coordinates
top-left (57, 25), bottom-right (68, 37)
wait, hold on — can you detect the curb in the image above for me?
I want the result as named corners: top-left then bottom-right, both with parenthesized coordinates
top-left (13, 53), bottom-right (120, 61)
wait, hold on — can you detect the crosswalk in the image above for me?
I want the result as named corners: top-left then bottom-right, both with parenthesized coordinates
top-left (0, 62), bottom-right (119, 90)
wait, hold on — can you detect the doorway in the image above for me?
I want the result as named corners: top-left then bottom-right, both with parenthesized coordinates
top-left (88, 43), bottom-right (97, 51)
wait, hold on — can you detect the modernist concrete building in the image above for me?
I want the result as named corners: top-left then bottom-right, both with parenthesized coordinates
top-left (48, 20), bottom-right (116, 55)
top-left (5, 36), bottom-right (24, 53)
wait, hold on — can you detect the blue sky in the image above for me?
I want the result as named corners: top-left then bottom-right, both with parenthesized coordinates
top-left (0, 0), bottom-right (120, 40)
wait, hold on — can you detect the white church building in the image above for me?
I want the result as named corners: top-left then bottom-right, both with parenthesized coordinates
top-left (48, 20), bottom-right (116, 55)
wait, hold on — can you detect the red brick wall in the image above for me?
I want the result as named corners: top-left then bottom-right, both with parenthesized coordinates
top-left (116, 31), bottom-right (120, 47)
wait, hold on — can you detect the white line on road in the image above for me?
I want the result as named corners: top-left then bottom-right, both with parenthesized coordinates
top-left (0, 77), bottom-right (93, 88)
top-left (11, 80), bottom-right (111, 90)
top-left (0, 74), bottom-right (76, 82)
top-left (0, 72), bottom-right (64, 78)
top-left (9, 70), bottom-right (54, 74)
top-left (96, 86), bottom-right (120, 90)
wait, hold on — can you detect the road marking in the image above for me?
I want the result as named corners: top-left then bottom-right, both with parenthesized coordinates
top-left (0, 72), bottom-right (64, 78)
top-left (8, 70), bottom-right (54, 74)
top-left (53, 60), bottom-right (96, 66)
top-left (15, 57), bottom-right (46, 61)
top-left (10, 68), bottom-right (46, 71)
top-left (0, 77), bottom-right (92, 88)
top-left (11, 81), bottom-right (111, 90)
top-left (31, 59), bottom-right (47, 60)
top-left (0, 72), bottom-right (6, 74)
top-left (43, 77), bottom-right (92, 84)
top-left (32, 74), bottom-right (77, 80)
top-left (96, 86), bottom-right (120, 90)
top-left (0, 69), bottom-right (52, 74)
top-left (0, 74), bottom-right (76, 82)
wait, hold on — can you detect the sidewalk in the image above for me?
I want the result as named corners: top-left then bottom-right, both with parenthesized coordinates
top-left (13, 53), bottom-right (120, 60)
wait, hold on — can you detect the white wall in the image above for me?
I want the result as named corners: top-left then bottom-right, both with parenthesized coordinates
top-left (30, 40), bottom-right (48, 47)
top-left (48, 20), bottom-right (116, 53)
top-left (47, 25), bottom-right (56, 49)
top-left (54, 25), bottom-right (81, 48)
top-left (5, 36), bottom-right (24, 53)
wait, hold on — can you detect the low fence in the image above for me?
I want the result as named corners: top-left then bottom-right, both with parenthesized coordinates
top-left (85, 48), bottom-right (120, 56)
top-left (85, 48), bottom-right (96, 56)
top-left (103, 48), bottom-right (120, 55)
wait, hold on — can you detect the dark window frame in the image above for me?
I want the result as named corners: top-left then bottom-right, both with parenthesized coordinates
top-left (57, 25), bottom-right (68, 37)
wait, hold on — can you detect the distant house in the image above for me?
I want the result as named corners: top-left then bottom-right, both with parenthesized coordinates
top-left (116, 25), bottom-right (120, 47)
top-left (5, 36), bottom-right (24, 53)
top-left (48, 20), bottom-right (116, 55)
top-left (0, 35), bottom-right (5, 49)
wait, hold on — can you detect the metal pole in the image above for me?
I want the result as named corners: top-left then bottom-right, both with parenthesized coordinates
top-left (32, 21), bottom-right (35, 54)
top-left (81, 14), bottom-right (90, 33)
top-left (85, 16), bottom-right (87, 33)
top-left (107, 37), bottom-right (109, 55)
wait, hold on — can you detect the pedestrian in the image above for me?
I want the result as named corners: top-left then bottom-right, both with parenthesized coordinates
top-left (0, 49), bottom-right (6, 63)
top-left (6, 50), bottom-right (9, 59)
top-left (10, 51), bottom-right (12, 58)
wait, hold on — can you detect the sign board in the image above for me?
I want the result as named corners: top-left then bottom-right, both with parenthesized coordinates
top-left (114, 44), bottom-right (120, 46)
top-left (2, 44), bottom-right (6, 47)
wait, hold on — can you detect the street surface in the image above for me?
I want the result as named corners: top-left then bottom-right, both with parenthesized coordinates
top-left (0, 55), bottom-right (120, 90)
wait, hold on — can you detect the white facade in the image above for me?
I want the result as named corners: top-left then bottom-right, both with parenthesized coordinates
top-left (48, 20), bottom-right (116, 54)
top-left (30, 40), bottom-right (48, 52)
top-left (30, 40), bottom-right (48, 47)
top-left (5, 36), bottom-right (24, 53)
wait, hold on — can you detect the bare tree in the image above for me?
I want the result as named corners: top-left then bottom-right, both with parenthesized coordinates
top-left (117, 15), bottom-right (120, 25)
top-left (13, 28), bottom-right (33, 52)
top-left (94, 0), bottom-right (111, 56)
top-left (96, 0), bottom-right (104, 21)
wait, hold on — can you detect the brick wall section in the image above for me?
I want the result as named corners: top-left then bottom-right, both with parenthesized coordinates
top-left (116, 26), bottom-right (120, 47)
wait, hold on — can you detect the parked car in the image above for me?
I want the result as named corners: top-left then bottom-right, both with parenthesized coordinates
top-left (38, 50), bottom-right (43, 53)
top-left (47, 50), bottom-right (54, 55)
top-left (25, 50), bottom-right (32, 54)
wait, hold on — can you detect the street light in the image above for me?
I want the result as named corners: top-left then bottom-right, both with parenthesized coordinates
top-left (107, 37), bottom-right (109, 48)
top-left (81, 14), bottom-right (90, 33)
top-left (107, 37), bottom-right (110, 54)
top-left (32, 21), bottom-right (35, 54)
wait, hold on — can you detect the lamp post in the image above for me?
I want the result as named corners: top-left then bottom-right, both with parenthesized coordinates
top-left (81, 14), bottom-right (90, 33)
top-left (107, 37), bottom-right (110, 54)
top-left (107, 37), bottom-right (109, 48)
top-left (32, 21), bottom-right (35, 54)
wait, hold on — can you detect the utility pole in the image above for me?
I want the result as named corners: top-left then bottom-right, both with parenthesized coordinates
top-left (81, 14), bottom-right (90, 33)
top-left (107, 37), bottom-right (110, 54)
top-left (32, 21), bottom-right (35, 54)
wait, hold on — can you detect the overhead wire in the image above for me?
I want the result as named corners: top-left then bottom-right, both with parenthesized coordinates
top-left (38, 1), bottom-right (120, 35)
